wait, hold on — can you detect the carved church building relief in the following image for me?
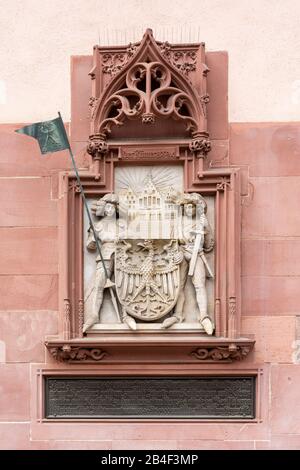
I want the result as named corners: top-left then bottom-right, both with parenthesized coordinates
top-left (46, 29), bottom-right (255, 364)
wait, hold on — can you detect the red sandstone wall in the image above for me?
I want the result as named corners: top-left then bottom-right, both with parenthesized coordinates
top-left (0, 53), bottom-right (299, 449)
top-left (0, 121), bottom-right (299, 450)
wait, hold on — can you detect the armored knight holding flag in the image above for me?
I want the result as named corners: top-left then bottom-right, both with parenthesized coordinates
top-left (83, 194), bottom-right (120, 332)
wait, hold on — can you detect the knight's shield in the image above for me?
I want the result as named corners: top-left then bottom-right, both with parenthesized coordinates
top-left (115, 239), bottom-right (180, 321)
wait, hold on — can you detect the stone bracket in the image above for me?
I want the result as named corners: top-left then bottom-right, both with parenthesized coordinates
top-left (45, 336), bottom-right (255, 364)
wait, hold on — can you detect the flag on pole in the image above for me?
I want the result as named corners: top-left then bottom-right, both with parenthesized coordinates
top-left (15, 112), bottom-right (121, 325)
top-left (15, 116), bottom-right (70, 154)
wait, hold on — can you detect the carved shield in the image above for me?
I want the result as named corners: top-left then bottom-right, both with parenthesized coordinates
top-left (115, 239), bottom-right (180, 321)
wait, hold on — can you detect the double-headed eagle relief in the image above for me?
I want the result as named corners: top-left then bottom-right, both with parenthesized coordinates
top-left (83, 174), bottom-right (214, 335)
top-left (116, 238), bottom-right (182, 322)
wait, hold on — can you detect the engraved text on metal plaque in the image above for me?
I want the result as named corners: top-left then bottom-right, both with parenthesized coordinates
top-left (45, 376), bottom-right (255, 419)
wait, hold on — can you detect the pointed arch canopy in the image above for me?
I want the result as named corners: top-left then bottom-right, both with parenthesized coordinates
top-left (92, 29), bottom-right (207, 138)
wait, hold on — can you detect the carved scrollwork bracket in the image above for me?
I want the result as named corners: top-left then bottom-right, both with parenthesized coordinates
top-left (190, 342), bottom-right (254, 362)
top-left (46, 343), bottom-right (108, 363)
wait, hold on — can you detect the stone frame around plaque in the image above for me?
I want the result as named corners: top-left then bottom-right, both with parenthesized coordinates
top-left (45, 163), bottom-right (254, 362)
top-left (31, 364), bottom-right (266, 427)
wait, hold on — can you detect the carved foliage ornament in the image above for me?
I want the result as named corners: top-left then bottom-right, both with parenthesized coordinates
top-left (98, 40), bottom-right (198, 84)
top-left (160, 42), bottom-right (197, 77)
top-left (189, 137), bottom-right (211, 156)
top-left (101, 43), bottom-right (138, 77)
top-left (102, 52), bottom-right (126, 76)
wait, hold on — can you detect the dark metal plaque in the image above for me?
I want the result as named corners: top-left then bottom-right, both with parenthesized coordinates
top-left (45, 376), bottom-right (256, 419)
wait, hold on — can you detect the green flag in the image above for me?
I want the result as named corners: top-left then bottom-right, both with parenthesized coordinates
top-left (15, 116), bottom-right (70, 154)
top-left (15, 112), bottom-right (121, 322)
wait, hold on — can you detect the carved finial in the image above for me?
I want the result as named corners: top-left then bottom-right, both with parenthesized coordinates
top-left (144, 28), bottom-right (153, 37)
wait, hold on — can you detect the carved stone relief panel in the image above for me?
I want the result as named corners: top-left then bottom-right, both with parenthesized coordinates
top-left (44, 31), bottom-right (255, 364)
top-left (83, 165), bottom-right (215, 334)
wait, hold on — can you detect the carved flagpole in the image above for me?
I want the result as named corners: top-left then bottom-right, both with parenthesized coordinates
top-left (57, 112), bottom-right (121, 323)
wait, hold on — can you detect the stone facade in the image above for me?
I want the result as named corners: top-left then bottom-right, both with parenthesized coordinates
top-left (0, 14), bottom-right (300, 451)
top-left (1, 124), bottom-right (299, 450)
